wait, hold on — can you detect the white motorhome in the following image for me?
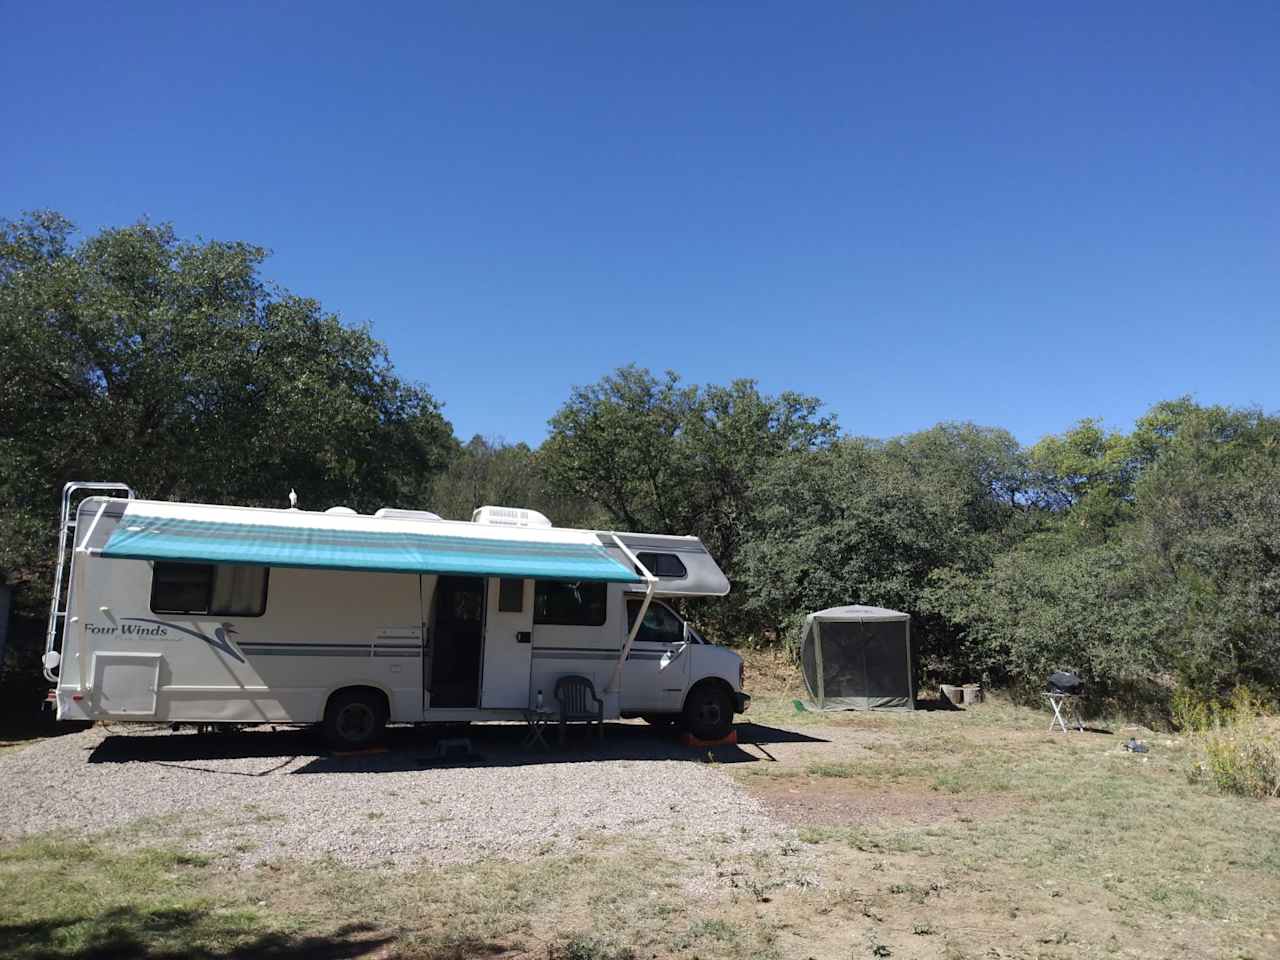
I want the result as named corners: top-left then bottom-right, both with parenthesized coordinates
top-left (43, 483), bottom-right (749, 748)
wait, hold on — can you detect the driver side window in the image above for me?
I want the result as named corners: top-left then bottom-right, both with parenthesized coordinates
top-left (626, 600), bottom-right (685, 645)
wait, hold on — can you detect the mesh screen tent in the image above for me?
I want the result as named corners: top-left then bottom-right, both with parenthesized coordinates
top-left (799, 605), bottom-right (914, 711)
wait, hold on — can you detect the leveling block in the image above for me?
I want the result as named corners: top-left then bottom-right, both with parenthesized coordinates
top-left (330, 746), bottom-right (390, 758)
top-left (680, 728), bottom-right (738, 749)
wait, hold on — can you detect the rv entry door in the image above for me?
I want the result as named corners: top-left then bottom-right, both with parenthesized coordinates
top-left (480, 578), bottom-right (535, 709)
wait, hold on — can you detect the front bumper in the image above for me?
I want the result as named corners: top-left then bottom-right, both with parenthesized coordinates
top-left (733, 691), bottom-right (751, 714)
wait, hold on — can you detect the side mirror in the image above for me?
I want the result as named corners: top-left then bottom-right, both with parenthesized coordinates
top-left (42, 651), bottom-right (61, 671)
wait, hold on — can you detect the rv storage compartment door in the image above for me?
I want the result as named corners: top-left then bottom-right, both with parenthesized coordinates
top-left (480, 578), bottom-right (535, 709)
top-left (91, 651), bottom-right (162, 717)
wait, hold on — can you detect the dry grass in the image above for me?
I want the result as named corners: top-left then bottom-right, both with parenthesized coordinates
top-left (0, 833), bottom-right (804, 959)
top-left (739, 646), bottom-right (804, 697)
top-left (1179, 688), bottom-right (1280, 799)
top-left (731, 693), bottom-right (1280, 959)
top-left (3, 681), bottom-right (1279, 959)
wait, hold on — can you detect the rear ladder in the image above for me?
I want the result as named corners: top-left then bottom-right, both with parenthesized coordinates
top-left (44, 481), bottom-right (135, 682)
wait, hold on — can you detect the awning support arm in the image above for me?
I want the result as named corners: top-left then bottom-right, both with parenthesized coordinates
top-left (606, 534), bottom-right (657, 694)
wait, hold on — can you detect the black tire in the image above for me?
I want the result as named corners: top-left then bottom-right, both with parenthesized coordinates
top-left (682, 683), bottom-right (734, 741)
top-left (323, 689), bottom-right (387, 749)
top-left (641, 714), bottom-right (679, 727)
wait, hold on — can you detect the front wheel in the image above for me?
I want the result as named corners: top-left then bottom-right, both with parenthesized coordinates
top-left (682, 684), bottom-right (734, 741)
top-left (323, 690), bottom-right (387, 749)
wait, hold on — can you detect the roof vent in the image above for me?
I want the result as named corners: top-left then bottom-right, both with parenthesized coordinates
top-left (325, 506), bottom-right (358, 516)
top-left (374, 507), bottom-right (443, 522)
top-left (471, 505), bottom-right (553, 528)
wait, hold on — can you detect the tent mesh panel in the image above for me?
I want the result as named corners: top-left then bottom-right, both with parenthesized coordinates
top-left (805, 618), bottom-right (913, 711)
top-left (800, 621), bottom-right (818, 699)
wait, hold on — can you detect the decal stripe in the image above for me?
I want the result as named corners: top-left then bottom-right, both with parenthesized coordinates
top-left (237, 642), bottom-right (425, 649)
top-left (120, 618), bottom-right (245, 664)
top-left (242, 648), bottom-right (374, 657)
top-left (237, 641), bottom-right (421, 658)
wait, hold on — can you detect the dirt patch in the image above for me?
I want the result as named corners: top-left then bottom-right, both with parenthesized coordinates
top-left (743, 774), bottom-right (1015, 828)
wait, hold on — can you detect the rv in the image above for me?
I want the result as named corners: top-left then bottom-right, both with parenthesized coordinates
top-left (42, 483), bottom-right (750, 748)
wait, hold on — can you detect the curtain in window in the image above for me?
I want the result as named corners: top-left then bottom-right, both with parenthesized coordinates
top-left (211, 566), bottom-right (267, 616)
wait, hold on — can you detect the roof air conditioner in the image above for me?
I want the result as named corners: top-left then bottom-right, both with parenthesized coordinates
top-left (471, 505), bottom-right (553, 528)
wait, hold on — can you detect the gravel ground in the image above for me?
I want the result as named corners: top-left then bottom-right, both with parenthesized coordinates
top-left (0, 724), bottom-right (799, 874)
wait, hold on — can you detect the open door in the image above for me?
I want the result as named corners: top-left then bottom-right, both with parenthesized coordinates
top-left (428, 576), bottom-right (486, 708)
top-left (480, 577), bottom-right (534, 709)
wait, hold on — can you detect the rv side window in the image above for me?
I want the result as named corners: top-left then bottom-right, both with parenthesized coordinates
top-left (533, 581), bottom-right (606, 626)
top-left (151, 562), bottom-right (268, 617)
top-left (626, 599), bottom-right (685, 645)
top-left (210, 565), bottom-right (270, 616)
top-left (635, 552), bottom-right (687, 580)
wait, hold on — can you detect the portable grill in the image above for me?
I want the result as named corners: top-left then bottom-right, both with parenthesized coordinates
top-left (1045, 671), bottom-right (1084, 732)
top-left (1047, 671), bottom-right (1084, 696)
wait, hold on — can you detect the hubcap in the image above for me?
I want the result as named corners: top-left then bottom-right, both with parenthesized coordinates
top-left (337, 703), bottom-right (375, 741)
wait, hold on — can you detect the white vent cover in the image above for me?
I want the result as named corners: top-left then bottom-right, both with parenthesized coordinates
top-left (374, 507), bottom-right (443, 522)
top-left (325, 506), bottom-right (359, 516)
top-left (471, 505), bottom-right (553, 528)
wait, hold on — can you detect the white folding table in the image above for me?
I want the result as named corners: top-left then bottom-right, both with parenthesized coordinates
top-left (1045, 692), bottom-right (1084, 733)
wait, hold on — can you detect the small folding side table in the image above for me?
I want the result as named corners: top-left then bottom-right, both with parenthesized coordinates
top-left (521, 708), bottom-right (555, 751)
top-left (1044, 692), bottom-right (1084, 733)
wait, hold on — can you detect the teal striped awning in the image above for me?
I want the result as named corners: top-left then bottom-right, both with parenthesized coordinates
top-left (99, 513), bottom-right (643, 583)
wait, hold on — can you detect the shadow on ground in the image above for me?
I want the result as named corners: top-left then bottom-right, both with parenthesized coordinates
top-left (84, 721), bottom-right (826, 773)
top-left (0, 911), bottom-right (399, 960)
top-left (0, 708), bottom-right (90, 750)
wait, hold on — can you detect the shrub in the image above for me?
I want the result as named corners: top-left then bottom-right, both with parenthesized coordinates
top-left (558, 935), bottom-right (636, 960)
top-left (1183, 688), bottom-right (1280, 799)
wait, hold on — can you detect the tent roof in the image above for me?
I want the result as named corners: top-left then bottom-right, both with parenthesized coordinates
top-left (806, 604), bottom-right (909, 623)
top-left (95, 500), bottom-right (643, 583)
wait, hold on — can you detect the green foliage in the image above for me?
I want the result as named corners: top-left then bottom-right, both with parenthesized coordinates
top-left (927, 401), bottom-right (1280, 703)
top-left (1130, 404), bottom-right (1280, 696)
top-left (430, 435), bottom-right (605, 527)
top-left (0, 211), bottom-right (455, 688)
top-left (742, 423), bottom-right (1032, 669)
top-left (0, 212), bottom-right (454, 532)
top-left (923, 534), bottom-right (1163, 698)
top-left (544, 366), bottom-right (836, 544)
top-left (542, 365), bottom-right (837, 636)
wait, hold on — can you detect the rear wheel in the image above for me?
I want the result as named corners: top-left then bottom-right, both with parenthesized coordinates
top-left (681, 683), bottom-right (734, 741)
top-left (323, 690), bottom-right (387, 749)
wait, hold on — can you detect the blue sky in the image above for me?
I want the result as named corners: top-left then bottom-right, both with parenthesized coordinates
top-left (4, 2), bottom-right (1277, 446)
